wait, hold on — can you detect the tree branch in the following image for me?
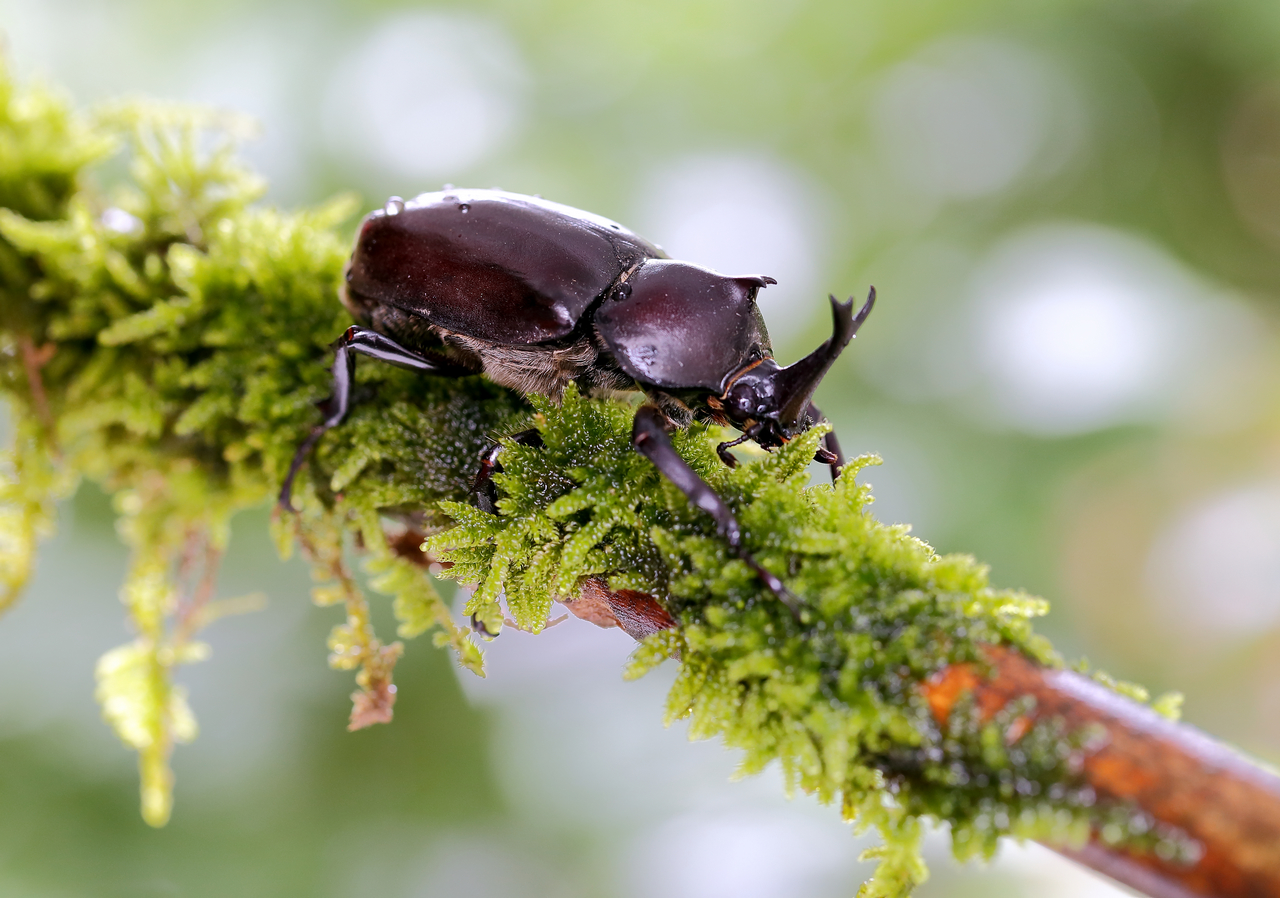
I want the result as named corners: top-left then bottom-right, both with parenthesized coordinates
top-left (924, 646), bottom-right (1280, 898)
top-left (602, 590), bottom-right (1280, 897)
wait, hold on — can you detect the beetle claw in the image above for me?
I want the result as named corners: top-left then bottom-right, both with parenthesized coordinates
top-left (470, 612), bottom-right (498, 638)
top-left (716, 433), bottom-right (751, 468)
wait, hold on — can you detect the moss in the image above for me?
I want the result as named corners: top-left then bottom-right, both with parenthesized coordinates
top-left (0, 61), bottom-right (1185, 893)
top-left (0, 64), bottom-right (522, 824)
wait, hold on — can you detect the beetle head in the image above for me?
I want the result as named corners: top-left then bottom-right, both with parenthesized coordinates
top-left (720, 289), bottom-right (875, 447)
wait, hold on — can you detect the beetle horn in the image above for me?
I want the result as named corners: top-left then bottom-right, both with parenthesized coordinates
top-left (774, 288), bottom-right (875, 427)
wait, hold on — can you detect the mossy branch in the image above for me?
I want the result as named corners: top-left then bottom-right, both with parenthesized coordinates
top-left (1, 62), bottom-right (1277, 897)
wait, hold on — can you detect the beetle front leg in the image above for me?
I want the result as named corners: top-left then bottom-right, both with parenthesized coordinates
top-left (279, 326), bottom-right (470, 511)
top-left (632, 405), bottom-right (800, 617)
top-left (806, 402), bottom-right (845, 481)
top-left (715, 432), bottom-right (752, 468)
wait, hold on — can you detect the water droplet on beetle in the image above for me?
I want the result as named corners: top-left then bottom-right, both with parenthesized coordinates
top-left (459, 203), bottom-right (471, 213)
top-left (384, 196), bottom-right (405, 215)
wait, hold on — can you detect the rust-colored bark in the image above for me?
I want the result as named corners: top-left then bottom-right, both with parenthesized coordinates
top-left (925, 646), bottom-right (1280, 898)
top-left (568, 588), bottom-right (1280, 897)
top-left (390, 533), bottom-right (1280, 897)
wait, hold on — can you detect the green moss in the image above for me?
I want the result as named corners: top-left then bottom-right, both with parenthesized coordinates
top-left (0, 61), bottom-right (1186, 893)
top-left (0, 63), bottom-right (522, 823)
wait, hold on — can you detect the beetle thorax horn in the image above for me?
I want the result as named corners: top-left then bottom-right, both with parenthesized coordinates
top-left (771, 289), bottom-right (875, 428)
top-left (770, 291), bottom-right (868, 428)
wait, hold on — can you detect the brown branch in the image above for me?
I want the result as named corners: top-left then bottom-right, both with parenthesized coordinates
top-left (925, 646), bottom-right (1280, 898)
top-left (558, 589), bottom-right (1280, 897)
top-left (19, 336), bottom-right (55, 438)
top-left (388, 533), bottom-right (1280, 897)
top-left (383, 527), bottom-right (676, 638)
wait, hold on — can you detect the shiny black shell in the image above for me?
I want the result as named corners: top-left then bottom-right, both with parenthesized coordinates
top-left (595, 261), bottom-right (774, 391)
top-left (345, 189), bottom-right (665, 346)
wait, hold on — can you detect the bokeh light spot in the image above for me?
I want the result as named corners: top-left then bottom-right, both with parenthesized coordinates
top-left (323, 12), bottom-right (527, 181)
top-left (1147, 482), bottom-right (1280, 637)
top-left (634, 155), bottom-right (827, 346)
top-left (628, 811), bottom-right (851, 898)
top-left (970, 224), bottom-right (1260, 435)
top-left (871, 37), bottom-right (1084, 200)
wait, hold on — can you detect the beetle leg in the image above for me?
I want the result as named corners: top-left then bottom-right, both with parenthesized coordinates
top-left (715, 432), bottom-right (752, 468)
top-left (279, 326), bottom-right (469, 511)
top-left (805, 402), bottom-right (845, 481)
top-left (632, 405), bottom-right (801, 617)
top-left (470, 428), bottom-right (544, 514)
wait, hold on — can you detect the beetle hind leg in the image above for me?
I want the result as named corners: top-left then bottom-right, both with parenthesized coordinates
top-left (279, 326), bottom-right (470, 511)
top-left (632, 405), bottom-right (801, 617)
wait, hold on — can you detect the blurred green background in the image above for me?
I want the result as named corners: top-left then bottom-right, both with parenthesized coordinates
top-left (4, 0), bottom-right (1280, 895)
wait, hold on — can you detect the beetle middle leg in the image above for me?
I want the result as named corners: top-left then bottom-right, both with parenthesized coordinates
top-left (806, 402), bottom-right (845, 481)
top-left (632, 405), bottom-right (801, 616)
top-left (465, 427), bottom-right (546, 637)
top-left (279, 326), bottom-right (471, 510)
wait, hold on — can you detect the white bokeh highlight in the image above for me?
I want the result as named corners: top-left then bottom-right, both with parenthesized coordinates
top-left (991, 841), bottom-right (1138, 898)
top-left (177, 17), bottom-right (311, 200)
top-left (628, 810), bottom-right (852, 898)
top-left (1147, 482), bottom-right (1280, 638)
top-left (324, 12), bottom-right (527, 180)
top-left (871, 37), bottom-right (1085, 201)
top-left (455, 605), bottom-right (874, 896)
top-left (970, 224), bottom-right (1266, 435)
top-left (634, 155), bottom-right (828, 345)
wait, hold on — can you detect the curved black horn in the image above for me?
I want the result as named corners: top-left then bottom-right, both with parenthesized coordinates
top-left (775, 287), bottom-right (875, 427)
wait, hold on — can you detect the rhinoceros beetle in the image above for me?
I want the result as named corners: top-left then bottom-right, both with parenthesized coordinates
top-left (280, 188), bottom-right (874, 613)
